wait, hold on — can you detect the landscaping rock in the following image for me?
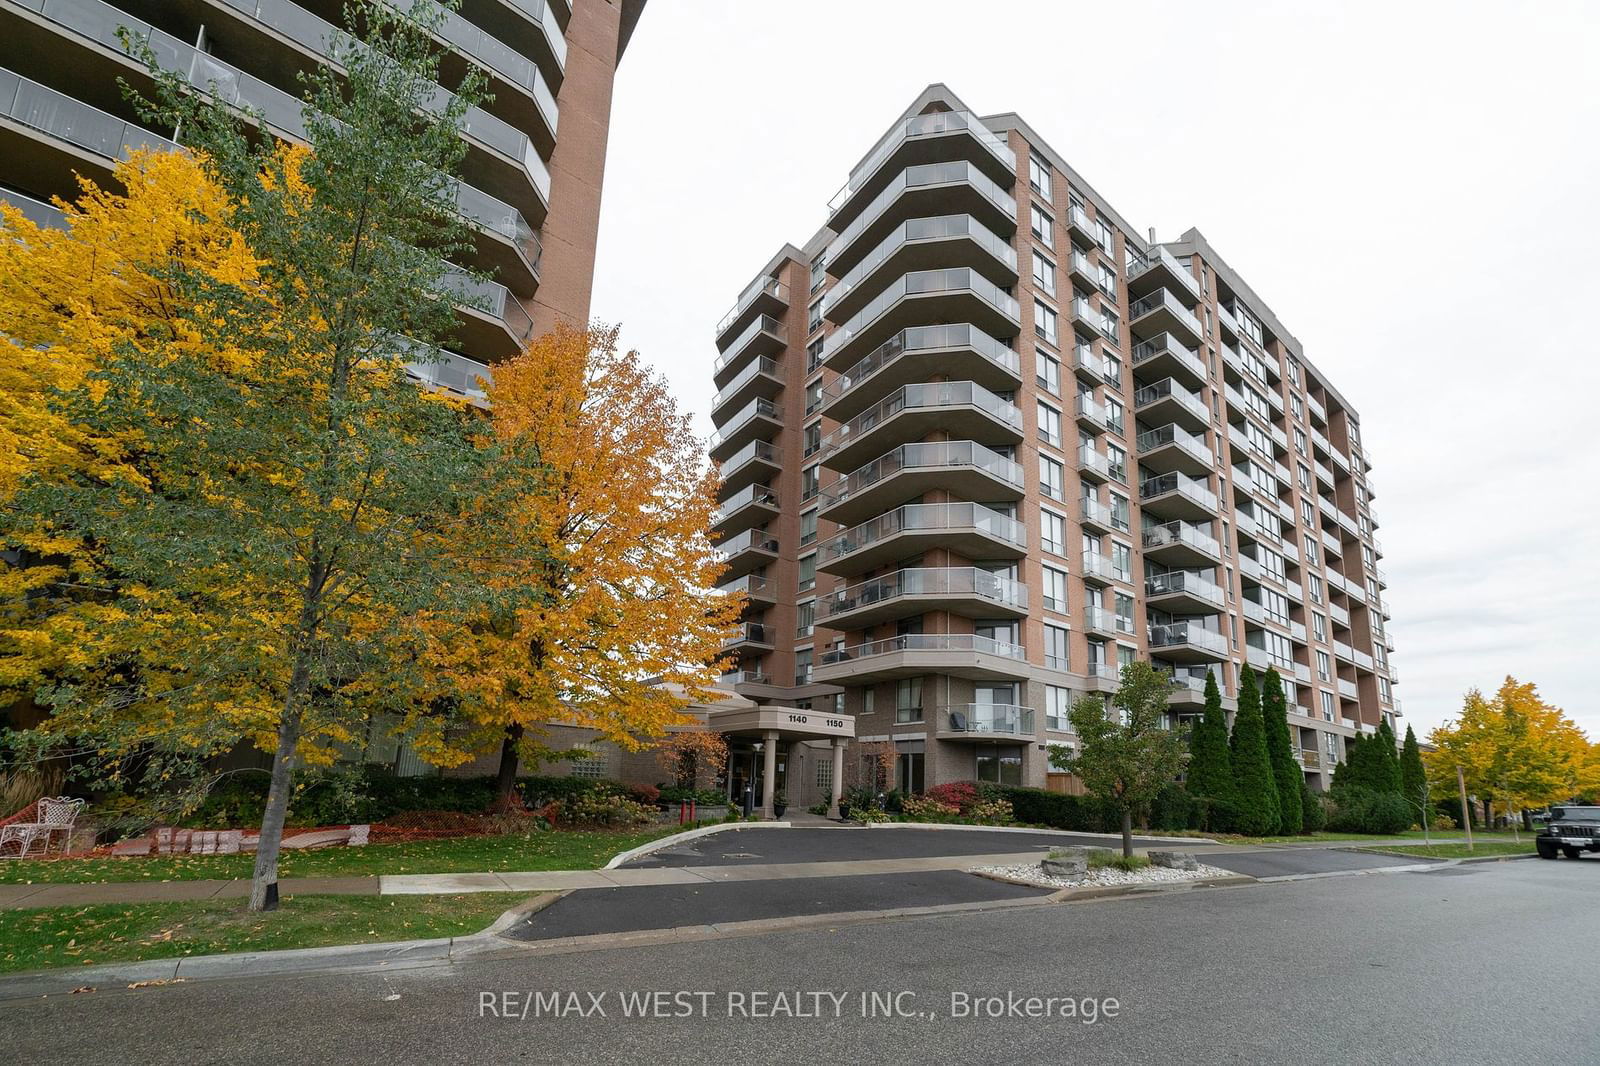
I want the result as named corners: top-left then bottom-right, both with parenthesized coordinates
top-left (1148, 850), bottom-right (1200, 871)
top-left (1041, 854), bottom-right (1086, 878)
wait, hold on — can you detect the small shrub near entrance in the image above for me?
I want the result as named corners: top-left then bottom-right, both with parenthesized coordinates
top-left (922, 782), bottom-right (979, 811)
top-left (1087, 852), bottom-right (1150, 873)
top-left (557, 792), bottom-right (656, 829)
top-left (902, 795), bottom-right (961, 819)
top-left (968, 799), bottom-right (1014, 824)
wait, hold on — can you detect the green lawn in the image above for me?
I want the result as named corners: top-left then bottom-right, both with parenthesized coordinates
top-left (0, 824), bottom-right (697, 884)
top-left (1356, 841), bottom-right (1535, 860)
top-left (0, 891), bottom-right (535, 974)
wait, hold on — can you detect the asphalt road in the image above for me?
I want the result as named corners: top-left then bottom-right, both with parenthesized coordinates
top-left (506, 870), bottom-right (1050, 940)
top-left (627, 826), bottom-right (1196, 867)
top-left (1204, 847), bottom-right (1438, 878)
top-left (8, 858), bottom-right (1592, 1065)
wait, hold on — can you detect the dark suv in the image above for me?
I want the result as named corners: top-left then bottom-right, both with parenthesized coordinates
top-left (1536, 805), bottom-right (1600, 860)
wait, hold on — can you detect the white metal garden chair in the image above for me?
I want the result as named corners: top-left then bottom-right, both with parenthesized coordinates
top-left (0, 797), bottom-right (85, 858)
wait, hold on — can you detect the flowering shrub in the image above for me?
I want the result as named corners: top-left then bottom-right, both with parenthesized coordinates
top-left (854, 806), bottom-right (893, 823)
top-left (922, 781), bottom-right (980, 812)
top-left (558, 792), bottom-right (656, 829)
top-left (626, 783), bottom-right (661, 806)
top-left (968, 799), bottom-right (1014, 824)
top-left (901, 795), bottom-right (961, 819)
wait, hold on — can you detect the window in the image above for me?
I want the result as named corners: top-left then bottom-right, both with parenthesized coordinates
top-left (1104, 396), bottom-right (1124, 436)
top-left (1045, 623), bottom-right (1070, 670)
top-left (1037, 349), bottom-right (1061, 395)
top-left (1325, 730), bottom-right (1340, 757)
top-left (800, 508), bottom-right (818, 546)
top-left (1316, 650), bottom-right (1331, 682)
top-left (976, 745), bottom-right (1024, 785)
top-left (798, 553), bottom-right (815, 592)
top-left (807, 336), bottom-right (824, 373)
top-left (1313, 612), bottom-right (1327, 642)
top-left (1036, 300), bottom-right (1059, 346)
top-left (1103, 351), bottom-right (1122, 384)
top-left (1304, 537), bottom-right (1319, 566)
top-left (1114, 593), bottom-right (1135, 634)
top-left (1038, 402), bottom-right (1062, 448)
top-left (895, 678), bottom-right (923, 723)
top-left (1294, 428), bottom-right (1308, 456)
top-left (1301, 499), bottom-right (1315, 526)
top-left (571, 747), bottom-right (609, 779)
top-left (1041, 509), bottom-right (1067, 555)
top-left (1291, 393), bottom-right (1304, 421)
top-left (1098, 306), bottom-right (1120, 345)
top-left (896, 746), bottom-right (925, 794)
top-left (1029, 151), bottom-right (1052, 199)
top-left (1033, 251), bottom-right (1056, 297)
top-left (807, 298), bottom-right (822, 335)
top-left (795, 599), bottom-right (815, 638)
top-left (861, 689), bottom-right (874, 716)
top-left (805, 379), bottom-right (824, 416)
top-left (1045, 684), bottom-right (1071, 731)
top-left (1095, 219), bottom-right (1114, 255)
top-left (802, 464), bottom-right (819, 502)
top-left (1031, 204), bottom-right (1054, 247)
top-left (1040, 455), bottom-right (1065, 500)
top-left (815, 758), bottom-right (832, 790)
top-left (1109, 491), bottom-right (1130, 532)
top-left (1298, 463), bottom-right (1312, 491)
top-left (1096, 260), bottom-right (1117, 299)
top-left (1111, 541), bottom-right (1132, 582)
top-left (803, 421), bottom-right (822, 458)
top-left (794, 648), bottom-right (812, 685)
top-left (1308, 573), bottom-right (1324, 604)
top-left (1106, 443), bottom-right (1126, 482)
top-left (1043, 565), bottom-right (1069, 612)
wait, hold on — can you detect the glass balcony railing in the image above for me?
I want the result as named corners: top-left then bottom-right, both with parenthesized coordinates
top-left (0, 189), bottom-right (65, 229)
top-left (716, 528), bottom-right (779, 558)
top-left (716, 275), bottom-right (787, 338)
top-left (821, 267), bottom-right (1020, 363)
top-left (1132, 334), bottom-right (1205, 378)
top-left (713, 484), bottom-right (778, 524)
top-left (819, 633), bottom-right (1027, 668)
top-left (723, 623), bottom-right (773, 647)
top-left (1131, 288), bottom-right (1203, 336)
top-left (818, 567), bottom-right (1028, 621)
top-left (715, 574), bottom-right (771, 599)
top-left (718, 439), bottom-right (779, 478)
top-left (712, 356), bottom-right (779, 409)
top-left (1080, 496), bottom-right (1127, 532)
top-left (1147, 571), bottom-right (1225, 607)
top-left (818, 501), bottom-right (1026, 564)
top-left (496, 0), bottom-right (568, 70)
top-left (826, 159), bottom-right (1017, 267)
top-left (830, 108), bottom-right (1014, 216)
top-left (1149, 622), bottom-right (1229, 656)
top-left (396, 0), bottom-right (560, 130)
top-left (710, 397), bottom-right (781, 445)
top-left (1139, 471), bottom-right (1219, 512)
top-left (719, 669), bottom-right (771, 686)
top-left (1075, 394), bottom-right (1109, 426)
top-left (714, 314), bottom-right (783, 373)
top-left (939, 704), bottom-right (1036, 737)
top-left (404, 345), bottom-right (492, 400)
top-left (0, 65), bottom-right (176, 162)
top-left (1134, 378), bottom-right (1208, 422)
top-left (822, 440), bottom-right (1024, 507)
top-left (822, 323), bottom-right (1018, 404)
top-left (1125, 244), bottom-right (1201, 297)
top-left (1078, 444), bottom-right (1113, 480)
top-left (1142, 520), bottom-right (1220, 558)
top-left (823, 213), bottom-right (1017, 316)
top-left (1136, 423), bottom-right (1212, 466)
top-left (820, 380), bottom-right (1021, 455)
top-left (439, 265), bottom-right (535, 342)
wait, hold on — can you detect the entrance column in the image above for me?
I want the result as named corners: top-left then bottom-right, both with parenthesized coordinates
top-left (827, 738), bottom-right (846, 819)
top-left (759, 730), bottom-right (779, 819)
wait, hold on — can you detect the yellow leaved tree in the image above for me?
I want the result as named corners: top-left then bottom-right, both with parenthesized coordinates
top-left (415, 324), bottom-right (741, 802)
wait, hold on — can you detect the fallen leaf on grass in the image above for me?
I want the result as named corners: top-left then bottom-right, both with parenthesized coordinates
top-left (127, 979), bottom-right (186, 990)
top-left (69, 986), bottom-right (95, 994)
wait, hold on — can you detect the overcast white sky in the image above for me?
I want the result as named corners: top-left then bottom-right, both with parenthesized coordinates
top-left (590, 0), bottom-right (1600, 738)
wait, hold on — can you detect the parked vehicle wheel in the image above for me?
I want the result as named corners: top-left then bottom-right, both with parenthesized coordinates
top-left (1563, 848), bottom-right (1582, 859)
top-left (1537, 842), bottom-right (1558, 859)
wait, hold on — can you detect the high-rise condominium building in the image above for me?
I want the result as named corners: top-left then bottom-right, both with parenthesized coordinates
top-left (710, 85), bottom-right (1399, 799)
top-left (0, 0), bottom-right (646, 396)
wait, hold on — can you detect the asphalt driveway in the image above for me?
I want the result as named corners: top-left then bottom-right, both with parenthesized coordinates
top-left (1204, 847), bottom-right (1440, 879)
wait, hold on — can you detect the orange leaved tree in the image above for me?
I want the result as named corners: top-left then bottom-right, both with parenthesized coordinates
top-left (419, 324), bottom-right (741, 803)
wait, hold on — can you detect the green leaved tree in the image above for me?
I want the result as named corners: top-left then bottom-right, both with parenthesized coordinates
top-left (14, 4), bottom-right (536, 911)
top-left (1183, 669), bottom-right (1235, 832)
top-left (1260, 667), bottom-right (1303, 835)
top-left (1400, 723), bottom-right (1428, 816)
top-left (1057, 661), bottom-right (1187, 857)
top-left (1228, 667), bottom-right (1280, 837)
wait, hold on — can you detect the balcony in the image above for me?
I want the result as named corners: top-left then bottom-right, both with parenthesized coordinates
top-left (711, 483), bottom-right (779, 536)
top-left (1146, 571), bottom-right (1226, 614)
top-left (1165, 671), bottom-right (1212, 710)
top-left (1133, 378), bottom-right (1209, 433)
top-left (1136, 423), bottom-right (1213, 476)
top-left (1338, 678), bottom-right (1359, 700)
top-left (820, 323), bottom-right (1020, 421)
top-left (723, 622), bottom-right (775, 652)
top-left (1080, 551), bottom-right (1126, 587)
top-left (1139, 472), bottom-right (1219, 521)
top-left (818, 440), bottom-right (1025, 526)
top-left (826, 160), bottom-right (1018, 276)
top-left (1075, 393), bottom-right (1111, 432)
top-left (1132, 333), bottom-right (1206, 387)
top-left (718, 439), bottom-right (781, 496)
top-left (935, 704), bottom-right (1037, 743)
top-left (1079, 496), bottom-right (1125, 535)
top-left (818, 501), bottom-right (1027, 577)
top-left (1071, 342), bottom-right (1107, 382)
top-left (820, 267), bottom-right (1020, 370)
top-left (438, 264), bottom-right (536, 360)
top-left (719, 669), bottom-right (772, 688)
top-left (715, 527), bottom-right (779, 579)
top-left (1142, 520), bottom-right (1221, 567)
top-left (0, 187), bottom-right (62, 227)
top-left (711, 355), bottom-right (782, 423)
top-left (1148, 621), bottom-right (1229, 662)
top-left (823, 214), bottom-right (1018, 323)
top-left (1078, 444), bottom-right (1115, 484)
top-left (813, 633), bottom-right (1029, 685)
top-left (1067, 248), bottom-right (1100, 290)
top-left (716, 573), bottom-right (776, 607)
top-left (817, 567), bottom-right (1028, 630)
top-left (1065, 202), bottom-right (1096, 245)
top-left (715, 275), bottom-right (788, 347)
top-left (1129, 288), bottom-right (1203, 346)
top-left (709, 397), bottom-right (781, 461)
top-left (1125, 244), bottom-right (1201, 303)
top-left (713, 314), bottom-right (785, 389)
top-left (818, 381), bottom-right (1022, 473)
top-left (1081, 605), bottom-right (1122, 638)
top-left (827, 109), bottom-right (1016, 233)
top-left (404, 346), bottom-right (493, 402)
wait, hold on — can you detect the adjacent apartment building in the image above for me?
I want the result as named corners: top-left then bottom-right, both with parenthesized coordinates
top-left (710, 85), bottom-right (1399, 798)
top-left (0, 0), bottom-right (646, 397)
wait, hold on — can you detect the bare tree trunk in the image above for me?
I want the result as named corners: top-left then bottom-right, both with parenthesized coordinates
top-left (494, 723), bottom-right (524, 809)
top-left (249, 703), bottom-right (305, 912)
top-left (1121, 808), bottom-right (1134, 858)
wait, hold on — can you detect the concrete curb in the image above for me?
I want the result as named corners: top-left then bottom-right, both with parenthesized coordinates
top-left (602, 821), bottom-right (790, 869)
top-left (868, 822), bottom-right (1216, 845)
top-left (0, 891), bottom-right (568, 1003)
